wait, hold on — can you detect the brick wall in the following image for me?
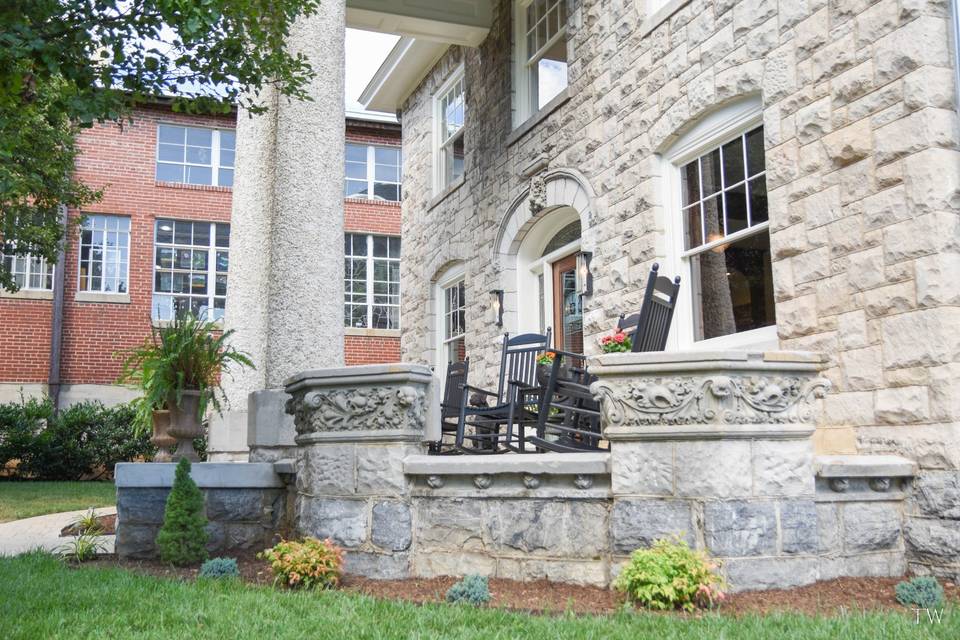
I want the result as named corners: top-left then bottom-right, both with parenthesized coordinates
top-left (0, 107), bottom-right (403, 394)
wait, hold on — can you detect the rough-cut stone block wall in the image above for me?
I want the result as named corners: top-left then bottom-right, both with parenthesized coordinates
top-left (397, 0), bottom-right (960, 470)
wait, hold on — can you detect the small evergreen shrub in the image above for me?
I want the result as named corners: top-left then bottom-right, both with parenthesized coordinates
top-left (614, 536), bottom-right (726, 612)
top-left (156, 458), bottom-right (209, 566)
top-left (199, 557), bottom-right (240, 580)
top-left (258, 538), bottom-right (343, 590)
top-left (445, 575), bottom-right (492, 606)
top-left (895, 576), bottom-right (945, 609)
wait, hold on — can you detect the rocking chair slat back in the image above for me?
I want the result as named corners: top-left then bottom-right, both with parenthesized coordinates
top-left (631, 263), bottom-right (681, 353)
top-left (496, 330), bottom-right (552, 403)
top-left (441, 358), bottom-right (469, 415)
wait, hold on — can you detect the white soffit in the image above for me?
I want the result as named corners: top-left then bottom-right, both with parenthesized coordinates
top-left (359, 37), bottom-right (448, 113)
top-left (345, 0), bottom-right (491, 47)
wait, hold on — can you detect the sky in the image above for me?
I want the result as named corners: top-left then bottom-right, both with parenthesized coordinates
top-left (345, 29), bottom-right (400, 114)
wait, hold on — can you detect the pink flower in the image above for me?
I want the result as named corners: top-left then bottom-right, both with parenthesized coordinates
top-left (601, 336), bottom-right (612, 344)
top-left (613, 332), bottom-right (626, 343)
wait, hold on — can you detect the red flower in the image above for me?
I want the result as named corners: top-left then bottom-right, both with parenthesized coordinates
top-left (601, 336), bottom-right (612, 344)
top-left (613, 332), bottom-right (626, 343)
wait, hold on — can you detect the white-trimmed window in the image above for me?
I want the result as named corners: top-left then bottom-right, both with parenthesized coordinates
top-left (442, 278), bottom-right (466, 365)
top-left (344, 234), bottom-right (401, 330)
top-left (664, 99), bottom-right (775, 349)
top-left (514, 0), bottom-right (569, 125)
top-left (434, 67), bottom-right (466, 192)
top-left (156, 124), bottom-right (235, 187)
top-left (78, 214), bottom-right (130, 294)
top-left (1, 246), bottom-right (53, 291)
top-left (152, 219), bottom-right (230, 321)
top-left (344, 144), bottom-right (402, 202)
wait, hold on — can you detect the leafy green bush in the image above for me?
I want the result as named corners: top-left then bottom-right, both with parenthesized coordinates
top-left (156, 459), bottom-right (208, 566)
top-left (199, 557), bottom-right (240, 580)
top-left (258, 538), bottom-right (343, 590)
top-left (445, 575), bottom-right (491, 606)
top-left (0, 397), bottom-right (154, 480)
top-left (895, 576), bottom-right (945, 609)
top-left (614, 537), bottom-right (726, 611)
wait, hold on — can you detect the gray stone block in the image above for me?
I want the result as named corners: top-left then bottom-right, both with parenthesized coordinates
top-left (225, 523), bottom-right (271, 550)
top-left (356, 444), bottom-right (411, 495)
top-left (675, 441), bottom-right (752, 499)
top-left (299, 497), bottom-right (367, 547)
top-left (415, 498), bottom-right (484, 551)
top-left (753, 440), bottom-right (815, 497)
top-left (704, 501), bottom-right (777, 557)
top-left (371, 501), bottom-right (412, 551)
top-left (205, 489), bottom-right (265, 522)
top-left (905, 517), bottom-right (960, 564)
top-left (611, 441), bottom-right (674, 496)
top-left (564, 501), bottom-right (611, 557)
top-left (116, 524), bottom-right (158, 559)
top-left (611, 499), bottom-right (693, 553)
top-left (910, 471), bottom-right (960, 519)
top-left (816, 503), bottom-right (841, 554)
top-left (723, 556), bottom-right (819, 592)
top-left (117, 488), bottom-right (169, 525)
top-left (780, 500), bottom-right (818, 554)
top-left (344, 551), bottom-right (411, 579)
top-left (486, 500), bottom-right (566, 555)
top-left (298, 444), bottom-right (356, 495)
top-left (842, 502), bottom-right (901, 553)
top-left (205, 522), bottom-right (225, 552)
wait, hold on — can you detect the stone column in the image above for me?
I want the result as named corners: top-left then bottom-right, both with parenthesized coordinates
top-left (591, 350), bottom-right (834, 591)
top-left (284, 364), bottom-right (432, 578)
top-left (211, 3), bottom-right (347, 460)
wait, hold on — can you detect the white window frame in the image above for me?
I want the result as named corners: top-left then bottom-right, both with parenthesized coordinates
top-left (344, 144), bottom-right (402, 202)
top-left (513, 0), bottom-right (569, 126)
top-left (155, 124), bottom-right (235, 187)
top-left (0, 245), bottom-right (54, 291)
top-left (661, 97), bottom-right (778, 351)
top-left (77, 214), bottom-right (131, 295)
top-left (344, 234), bottom-right (401, 330)
top-left (151, 219), bottom-right (229, 323)
top-left (432, 65), bottom-right (466, 195)
top-left (433, 263), bottom-right (466, 382)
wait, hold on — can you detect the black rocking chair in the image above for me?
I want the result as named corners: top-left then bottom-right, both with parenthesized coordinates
top-left (428, 358), bottom-right (469, 455)
top-left (531, 264), bottom-right (681, 452)
top-left (454, 330), bottom-right (551, 454)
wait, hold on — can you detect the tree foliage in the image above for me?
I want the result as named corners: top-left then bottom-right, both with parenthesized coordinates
top-left (156, 458), bottom-right (209, 566)
top-left (0, 0), bottom-right (320, 290)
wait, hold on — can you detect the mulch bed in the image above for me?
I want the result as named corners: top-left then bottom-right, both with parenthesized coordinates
top-left (80, 554), bottom-right (959, 617)
top-left (60, 514), bottom-right (116, 537)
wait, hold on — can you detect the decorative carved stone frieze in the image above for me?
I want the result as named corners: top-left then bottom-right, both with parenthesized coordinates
top-left (528, 174), bottom-right (547, 214)
top-left (473, 474), bottom-right (493, 489)
top-left (574, 474), bottom-right (594, 490)
top-left (287, 385), bottom-right (426, 435)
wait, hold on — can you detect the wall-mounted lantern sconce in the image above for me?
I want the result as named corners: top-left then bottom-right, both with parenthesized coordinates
top-left (577, 251), bottom-right (593, 297)
top-left (490, 289), bottom-right (504, 327)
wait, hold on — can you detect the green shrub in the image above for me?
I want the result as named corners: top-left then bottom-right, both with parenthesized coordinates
top-left (0, 397), bottom-right (154, 479)
top-left (258, 538), bottom-right (343, 590)
top-left (445, 575), bottom-right (491, 606)
top-left (895, 576), bottom-right (945, 609)
top-left (199, 557), bottom-right (240, 580)
top-left (57, 531), bottom-right (107, 563)
top-left (614, 536), bottom-right (726, 612)
top-left (156, 458), bottom-right (208, 566)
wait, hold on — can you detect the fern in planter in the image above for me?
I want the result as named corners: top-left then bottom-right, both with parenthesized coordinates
top-left (156, 458), bottom-right (209, 566)
top-left (117, 312), bottom-right (254, 435)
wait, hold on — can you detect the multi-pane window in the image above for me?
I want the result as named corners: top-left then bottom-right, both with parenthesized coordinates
top-left (156, 125), bottom-right (236, 187)
top-left (435, 70), bottom-right (465, 191)
top-left (78, 215), bottom-right (130, 294)
top-left (679, 125), bottom-right (774, 341)
top-left (517, 0), bottom-right (568, 121)
top-left (442, 279), bottom-right (466, 364)
top-left (344, 144), bottom-right (402, 202)
top-left (1, 246), bottom-right (53, 291)
top-left (344, 234), bottom-right (401, 330)
top-left (152, 219), bottom-right (230, 321)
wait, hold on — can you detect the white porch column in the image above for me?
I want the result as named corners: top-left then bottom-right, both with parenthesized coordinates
top-left (210, 2), bottom-right (346, 460)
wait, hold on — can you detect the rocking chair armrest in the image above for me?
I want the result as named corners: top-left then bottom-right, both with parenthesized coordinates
top-left (461, 384), bottom-right (498, 397)
top-left (546, 348), bottom-right (588, 362)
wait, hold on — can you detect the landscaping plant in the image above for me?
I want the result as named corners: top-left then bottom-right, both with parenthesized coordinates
top-left (199, 557), bottom-right (240, 580)
top-left (614, 536), bottom-right (726, 611)
top-left (57, 531), bottom-right (107, 563)
top-left (118, 313), bottom-right (254, 435)
top-left (258, 538), bottom-right (343, 590)
top-left (599, 330), bottom-right (632, 353)
top-left (446, 575), bottom-right (492, 606)
top-left (156, 459), bottom-right (209, 566)
top-left (895, 576), bottom-right (945, 609)
top-left (70, 508), bottom-right (104, 536)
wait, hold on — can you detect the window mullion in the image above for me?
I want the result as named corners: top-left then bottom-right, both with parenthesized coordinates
top-left (212, 130), bottom-right (220, 187)
top-left (367, 146), bottom-right (375, 200)
top-left (742, 133), bottom-right (752, 227)
top-left (719, 143), bottom-right (728, 236)
top-left (366, 235), bottom-right (374, 329)
top-left (208, 222), bottom-right (216, 315)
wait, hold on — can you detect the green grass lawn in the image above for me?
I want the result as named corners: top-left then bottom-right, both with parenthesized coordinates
top-left (1, 553), bottom-right (957, 639)
top-left (0, 481), bottom-right (115, 523)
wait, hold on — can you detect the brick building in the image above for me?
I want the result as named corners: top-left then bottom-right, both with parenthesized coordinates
top-left (0, 102), bottom-right (402, 406)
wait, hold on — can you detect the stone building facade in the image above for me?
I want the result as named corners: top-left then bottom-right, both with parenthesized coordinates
top-left (367, 0), bottom-right (960, 474)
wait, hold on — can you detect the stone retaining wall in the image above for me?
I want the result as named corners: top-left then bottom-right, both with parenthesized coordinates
top-left (115, 462), bottom-right (288, 559)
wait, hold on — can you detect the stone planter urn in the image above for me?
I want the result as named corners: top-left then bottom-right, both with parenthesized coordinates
top-left (150, 409), bottom-right (175, 462)
top-left (167, 390), bottom-right (204, 462)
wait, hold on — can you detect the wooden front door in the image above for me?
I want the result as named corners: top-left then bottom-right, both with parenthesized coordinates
top-left (552, 253), bottom-right (583, 353)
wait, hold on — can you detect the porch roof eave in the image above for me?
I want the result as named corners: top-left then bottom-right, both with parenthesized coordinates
top-left (358, 37), bottom-right (450, 113)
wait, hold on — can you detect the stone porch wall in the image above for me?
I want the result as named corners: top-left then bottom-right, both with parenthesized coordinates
top-left (395, 0), bottom-right (960, 473)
